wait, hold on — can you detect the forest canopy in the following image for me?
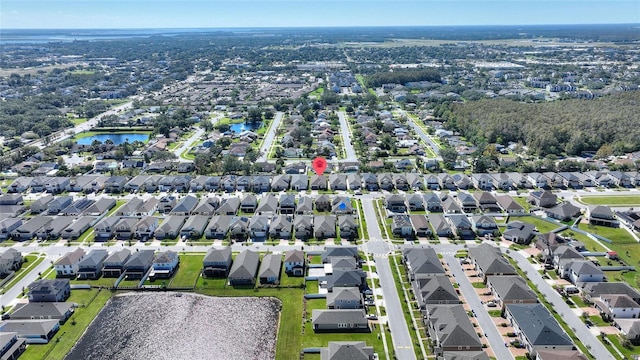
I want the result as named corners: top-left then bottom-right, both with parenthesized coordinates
top-left (364, 69), bottom-right (441, 88)
top-left (435, 91), bottom-right (640, 156)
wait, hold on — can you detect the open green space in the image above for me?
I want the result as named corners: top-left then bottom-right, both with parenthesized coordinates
top-left (579, 195), bottom-right (640, 206)
top-left (559, 230), bottom-right (608, 252)
top-left (512, 197), bottom-right (531, 212)
top-left (517, 216), bottom-right (561, 234)
top-left (578, 223), bottom-right (637, 244)
top-left (169, 254), bottom-right (204, 288)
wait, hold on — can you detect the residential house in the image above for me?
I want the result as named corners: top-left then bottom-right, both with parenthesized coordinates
top-left (535, 233), bottom-right (566, 263)
top-left (150, 250), bottom-right (180, 279)
top-left (77, 249), bottom-right (108, 280)
top-left (528, 173), bottom-right (549, 189)
top-left (486, 275), bottom-right (538, 310)
top-left (321, 269), bottom-right (366, 292)
top-left (409, 215), bottom-right (432, 237)
top-left (327, 287), bottom-right (364, 309)
top-left (284, 249), bottom-right (305, 276)
top-left (46, 196), bottom-right (73, 215)
top-left (314, 215), bottom-right (337, 239)
top-left (312, 309), bottom-right (369, 332)
top-left (614, 319), bottom-right (640, 345)
top-left (215, 198), bottom-right (240, 216)
top-left (104, 176), bottom-right (128, 193)
top-left (0, 320), bottom-right (60, 344)
top-left (552, 246), bottom-right (584, 270)
top-left (385, 194), bottom-right (406, 213)
top-left (338, 215), bottom-right (358, 239)
top-left (169, 195), bottom-right (199, 216)
top-left (315, 194), bottom-right (331, 212)
top-left (189, 175), bottom-right (210, 192)
top-left (290, 174), bottom-right (308, 191)
top-left (240, 194), bottom-right (258, 213)
top-left (329, 174), bottom-right (348, 191)
top-left (229, 216), bottom-right (250, 241)
top-left (391, 215), bottom-right (413, 237)
top-left (362, 173), bottom-right (378, 191)
top-left (332, 196), bottom-right (353, 216)
top-left (296, 196), bottom-right (314, 215)
top-left (452, 173), bottom-right (472, 189)
top-left (270, 175), bottom-right (290, 192)
top-left (133, 216), bottom-right (158, 241)
top-left (102, 249), bottom-right (131, 278)
top-left (347, 174), bottom-right (362, 190)
top-left (502, 221), bottom-right (536, 244)
top-left (402, 247), bottom-right (445, 280)
top-left (256, 195), bottom-right (278, 216)
top-left (202, 247), bottom-right (232, 277)
top-left (114, 217), bottom-right (138, 240)
top-left (294, 216), bottom-right (314, 239)
top-left (442, 196), bottom-right (462, 214)
top-left (414, 275), bottom-right (459, 309)
top-left (180, 215), bottom-right (210, 239)
top-left (496, 195), bottom-right (525, 214)
top-left (123, 250), bottom-right (155, 279)
top-left (471, 215), bottom-right (499, 237)
top-left (154, 215), bottom-right (186, 240)
top-left (587, 205), bottom-right (617, 227)
top-left (505, 303), bottom-right (573, 357)
top-left (596, 294), bottom-right (640, 320)
top-left (430, 214), bottom-right (453, 237)
top-left (258, 253), bottom-right (282, 285)
top-left (192, 197), bottom-right (220, 216)
top-left (582, 282), bottom-right (640, 304)
top-left (93, 216), bottom-right (120, 242)
top-left (11, 216), bottom-right (53, 241)
top-left (564, 260), bottom-right (606, 284)
top-left (424, 304), bottom-right (483, 357)
top-left (278, 194), bottom-right (296, 215)
top-left (392, 174), bottom-right (409, 191)
top-left (310, 175), bottom-right (328, 191)
top-left (54, 248), bottom-right (86, 278)
top-left (228, 250), bottom-right (260, 286)
top-left (8, 302), bottom-right (74, 324)
top-left (425, 174), bottom-right (440, 190)
top-left (82, 198), bottom-right (116, 216)
top-left (558, 172), bottom-right (581, 189)
top-left (528, 190), bottom-right (557, 208)
top-left (249, 216), bottom-right (270, 239)
top-left (472, 174), bottom-right (494, 190)
top-left (7, 177), bottom-right (33, 193)
top-left (35, 216), bottom-right (74, 240)
top-left (0, 218), bottom-right (22, 241)
top-left (423, 193), bottom-right (443, 212)
top-left (29, 195), bottom-right (53, 214)
top-left (0, 248), bottom-right (23, 278)
top-left (473, 191), bottom-right (500, 212)
top-left (492, 173), bottom-right (513, 190)
top-left (448, 214), bottom-right (475, 239)
top-left (407, 194), bottom-right (424, 211)
top-left (468, 244), bottom-right (516, 281)
top-left (27, 279), bottom-right (70, 302)
top-left (544, 202), bottom-right (580, 222)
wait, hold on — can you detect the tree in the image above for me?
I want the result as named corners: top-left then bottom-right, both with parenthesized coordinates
top-left (440, 147), bottom-right (458, 169)
top-left (247, 108), bottom-right (263, 124)
top-left (595, 143), bottom-right (613, 160)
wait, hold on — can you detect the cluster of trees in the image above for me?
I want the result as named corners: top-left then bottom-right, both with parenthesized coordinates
top-left (435, 92), bottom-right (640, 156)
top-left (364, 69), bottom-right (441, 88)
top-left (0, 94), bottom-right (74, 137)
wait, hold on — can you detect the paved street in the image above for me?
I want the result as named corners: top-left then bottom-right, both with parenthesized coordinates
top-left (444, 254), bottom-right (514, 360)
top-left (1, 255), bottom-right (55, 308)
top-left (173, 127), bottom-right (205, 162)
top-left (337, 111), bottom-right (357, 162)
top-left (256, 112), bottom-right (284, 162)
top-left (507, 249), bottom-right (615, 360)
top-left (399, 109), bottom-right (441, 158)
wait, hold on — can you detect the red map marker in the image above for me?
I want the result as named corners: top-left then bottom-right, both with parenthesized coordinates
top-left (312, 157), bottom-right (327, 176)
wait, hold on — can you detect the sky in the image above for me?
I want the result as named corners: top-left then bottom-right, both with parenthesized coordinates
top-left (1, 0), bottom-right (639, 29)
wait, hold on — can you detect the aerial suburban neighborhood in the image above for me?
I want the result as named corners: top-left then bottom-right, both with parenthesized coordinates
top-left (0, 24), bottom-right (639, 360)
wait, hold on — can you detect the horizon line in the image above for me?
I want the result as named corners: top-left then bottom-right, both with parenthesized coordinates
top-left (2, 23), bottom-right (640, 31)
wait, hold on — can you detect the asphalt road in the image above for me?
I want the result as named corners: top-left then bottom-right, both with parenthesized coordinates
top-left (173, 127), bottom-right (205, 162)
top-left (506, 249), bottom-right (615, 360)
top-left (256, 112), bottom-right (284, 162)
top-left (399, 109), bottom-right (441, 158)
top-left (337, 111), bottom-right (357, 162)
top-left (444, 254), bottom-right (515, 360)
top-left (1, 255), bottom-right (56, 308)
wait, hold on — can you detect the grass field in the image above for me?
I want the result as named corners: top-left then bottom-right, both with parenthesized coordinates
top-left (577, 223), bottom-right (637, 244)
top-left (169, 254), bottom-right (204, 288)
top-left (517, 216), bottom-right (561, 233)
top-left (579, 195), bottom-right (640, 206)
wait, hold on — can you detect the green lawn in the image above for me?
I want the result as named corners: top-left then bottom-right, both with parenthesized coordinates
top-left (169, 254), bottom-right (204, 288)
top-left (517, 216), bottom-right (561, 234)
top-left (22, 288), bottom-right (112, 360)
top-left (580, 195), bottom-right (640, 206)
top-left (606, 334), bottom-right (639, 359)
top-left (512, 197), bottom-right (531, 212)
top-left (1, 255), bottom-right (45, 294)
top-left (71, 276), bottom-right (115, 288)
top-left (578, 223), bottom-right (637, 244)
top-left (559, 230), bottom-right (608, 252)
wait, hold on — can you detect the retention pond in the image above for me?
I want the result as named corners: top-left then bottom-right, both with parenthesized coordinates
top-left (65, 293), bottom-right (281, 360)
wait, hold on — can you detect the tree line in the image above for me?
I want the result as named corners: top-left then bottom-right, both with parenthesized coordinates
top-left (434, 92), bottom-right (640, 156)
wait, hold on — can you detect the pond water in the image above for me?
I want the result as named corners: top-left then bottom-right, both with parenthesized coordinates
top-left (230, 122), bottom-right (262, 133)
top-left (65, 293), bottom-right (281, 360)
top-left (76, 133), bottom-right (149, 145)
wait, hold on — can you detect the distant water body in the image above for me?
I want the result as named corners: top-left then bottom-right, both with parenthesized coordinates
top-left (65, 293), bottom-right (281, 360)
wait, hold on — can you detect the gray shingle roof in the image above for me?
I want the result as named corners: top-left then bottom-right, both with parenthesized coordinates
top-left (506, 303), bottom-right (572, 346)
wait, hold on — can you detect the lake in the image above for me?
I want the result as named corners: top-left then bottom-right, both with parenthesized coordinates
top-left (76, 133), bottom-right (150, 145)
top-left (230, 122), bottom-right (262, 133)
top-left (65, 293), bottom-right (281, 360)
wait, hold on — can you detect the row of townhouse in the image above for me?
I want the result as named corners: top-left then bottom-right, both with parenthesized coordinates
top-left (7, 170), bottom-right (640, 196)
top-left (384, 192), bottom-right (528, 215)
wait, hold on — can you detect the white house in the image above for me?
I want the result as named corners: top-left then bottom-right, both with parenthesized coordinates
top-left (284, 249), bottom-right (305, 276)
top-left (597, 294), bottom-right (640, 319)
top-left (54, 248), bottom-right (86, 278)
